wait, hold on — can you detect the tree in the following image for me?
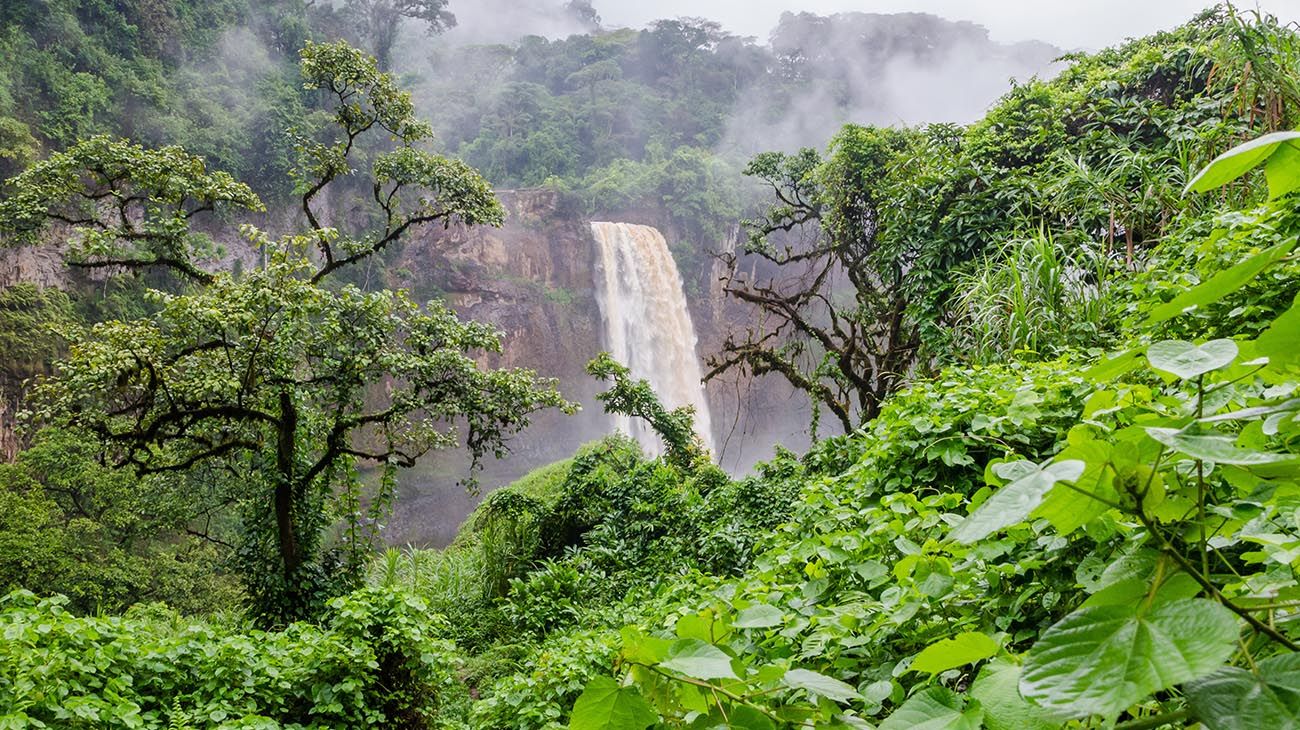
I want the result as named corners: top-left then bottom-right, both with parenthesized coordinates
top-left (343, 0), bottom-right (456, 71)
top-left (587, 353), bottom-right (706, 471)
top-left (2, 41), bottom-right (569, 623)
top-left (0, 136), bottom-right (263, 284)
top-left (707, 126), bottom-right (946, 433)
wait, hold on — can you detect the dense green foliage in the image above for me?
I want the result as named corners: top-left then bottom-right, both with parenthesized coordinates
top-left (0, 40), bottom-right (567, 624)
top-left (0, 587), bottom-right (460, 728)
top-left (3, 5), bottom-right (1300, 730)
top-left (714, 7), bottom-right (1300, 433)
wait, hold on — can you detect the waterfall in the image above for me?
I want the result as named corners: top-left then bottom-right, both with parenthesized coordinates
top-left (590, 222), bottom-right (714, 455)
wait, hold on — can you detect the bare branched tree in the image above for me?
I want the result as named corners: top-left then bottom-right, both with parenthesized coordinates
top-left (707, 128), bottom-right (930, 433)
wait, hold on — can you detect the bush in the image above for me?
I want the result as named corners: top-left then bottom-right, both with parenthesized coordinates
top-left (0, 587), bottom-right (459, 729)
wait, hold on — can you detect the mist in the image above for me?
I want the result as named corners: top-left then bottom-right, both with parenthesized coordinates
top-left (438, 0), bottom-right (596, 44)
top-left (718, 12), bottom-right (1062, 155)
top-left (597, 0), bottom-right (1300, 50)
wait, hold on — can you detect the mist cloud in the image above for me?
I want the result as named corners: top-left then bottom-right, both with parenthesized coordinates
top-left (594, 0), bottom-right (1299, 51)
top-left (441, 0), bottom-right (595, 44)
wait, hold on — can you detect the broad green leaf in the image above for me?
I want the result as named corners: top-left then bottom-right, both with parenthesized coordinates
top-left (1083, 348), bottom-right (1143, 381)
top-left (782, 668), bottom-right (862, 703)
top-left (970, 659), bottom-right (1059, 730)
top-left (674, 612), bottom-right (731, 644)
top-left (1020, 598), bottom-right (1238, 718)
top-left (1185, 653), bottom-right (1300, 730)
top-left (1203, 397), bottom-right (1300, 424)
top-left (1147, 339), bottom-right (1238, 380)
top-left (621, 627), bottom-right (672, 665)
top-left (725, 705), bottom-right (778, 730)
top-left (1185, 131), bottom-right (1300, 195)
top-left (911, 632), bottom-right (1001, 674)
top-left (1080, 573), bottom-right (1200, 610)
top-left (1032, 438), bottom-right (1116, 534)
top-left (659, 639), bottom-right (737, 680)
top-left (569, 676), bottom-right (656, 730)
top-left (879, 687), bottom-right (983, 730)
top-left (1146, 241), bottom-right (1297, 325)
top-left (1257, 294), bottom-right (1300, 371)
top-left (733, 603), bottom-right (784, 629)
top-left (951, 461), bottom-right (1085, 544)
top-left (1265, 138), bottom-right (1300, 200)
top-left (675, 682), bottom-right (710, 714)
top-left (991, 459), bottom-right (1039, 483)
top-left (1146, 427), bottom-right (1300, 468)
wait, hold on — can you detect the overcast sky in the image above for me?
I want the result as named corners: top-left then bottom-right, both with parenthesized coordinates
top-left (597, 1), bottom-right (1299, 49)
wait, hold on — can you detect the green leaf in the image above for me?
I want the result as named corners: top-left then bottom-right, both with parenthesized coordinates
top-left (1147, 340), bottom-right (1238, 380)
top-left (1265, 138), bottom-right (1300, 200)
top-left (569, 676), bottom-right (657, 730)
top-left (1185, 653), bottom-right (1300, 730)
top-left (674, 613), bottom-right (716, 642)
top-left (659, 639), bottom-right (737, 680)
top-left (1185, 131), bottom-right (1300, 195)
top-left (1145, 427), bottom-right (1300, 468)
top-left (1080, 573), bottom-right (1200, 610)
top-left (1083, 348), bottom-right (1143, 381)
top-left (879, 687), bottom-right (983, 730)
top-left (1020, 598), bottom-right (1238, 718)
top-left (1032, 437), bottom-right (1116, 534)
top-left (911, 632), bottom-right (1001, 674)
top-left (1145, 241), bottom-right (1297, 325)
top-left (733, 603), bottom-right (784, 629)
top-left (950, 461), bottom-right (1085, 544)
top-left (621, 627), bottom-right (672, 665)
top-left (725, 705), bottom-right (778, 730)
top-left (970, 659), bottom-right (1059, 730)
top-left (1257, 294), bottom-right (1300, 372)
top-left (782, 668), bottom-right (862, 703)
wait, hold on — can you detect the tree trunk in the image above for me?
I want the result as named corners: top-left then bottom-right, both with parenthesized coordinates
top-left (275, 390), bottom-right (300, 581)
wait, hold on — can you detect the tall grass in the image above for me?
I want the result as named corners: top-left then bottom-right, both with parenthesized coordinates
top-left (373, 545), bottom-right (486, 612)
top-left (953, 230), bottom-right (1114, 363)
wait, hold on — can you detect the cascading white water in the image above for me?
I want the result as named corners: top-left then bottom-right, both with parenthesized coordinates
top-left (590, 222), bottom-right (714, 455)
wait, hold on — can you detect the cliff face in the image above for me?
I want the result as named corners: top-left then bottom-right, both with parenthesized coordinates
top-left (0, 245), bottom-right (68, 290)
top-left (383, 189), bottom-right (813, 547)
top-left (0, 188), bottom-right (807, 546)
top-left (382, 189), bottom-right (615, 547)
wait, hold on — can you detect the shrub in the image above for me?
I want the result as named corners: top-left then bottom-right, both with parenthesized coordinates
top-left (0, 587), bottom-right (459, 729)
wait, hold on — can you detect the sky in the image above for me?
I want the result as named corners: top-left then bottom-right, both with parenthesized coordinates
top-left (596, 0), bottom-right (1300, 50)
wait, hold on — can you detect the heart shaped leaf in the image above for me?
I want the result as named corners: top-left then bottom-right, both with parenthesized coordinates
top-left (733, 603), bottom-right (784, 629)
top-left (1145, 427), bottom-right (1300, 469)
top-left (950, 460), bottom-right (1084, 544)
top-left (971, 659), bottom-right (1059, 730)
top-left (782, 668), bottom-right (862, 703)
top-left (569, 676), bottom-right (657, 730)
top-left (1185, 653), bottom-right (1300, 730)
top-left (879, 687), bottom-right (983, 730)
top-left (1147, 339), bottom-right (1238, 380)
top-left (1020, 598), bottom-right (1238, 718)
top-left (658, 639), bottom-right (737, 680)
top-left (912, 632), bottom-right (1001, 674)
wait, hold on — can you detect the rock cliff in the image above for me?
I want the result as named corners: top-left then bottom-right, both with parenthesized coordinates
top-left (382, 189), bottom-right (615, 546)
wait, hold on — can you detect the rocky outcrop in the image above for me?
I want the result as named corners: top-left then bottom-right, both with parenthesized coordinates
top-left (0, 240), bottom-right (68, 290)
top-left (382, 189), bottom-right (616, 546)
top-left (383, 188), bottom-right (814, 546)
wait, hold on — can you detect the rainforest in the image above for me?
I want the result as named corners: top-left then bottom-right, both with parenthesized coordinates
top-left (1, 1), bottom-right (1299, 728)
